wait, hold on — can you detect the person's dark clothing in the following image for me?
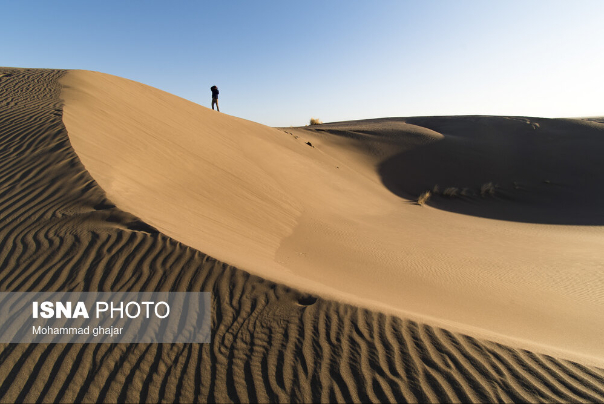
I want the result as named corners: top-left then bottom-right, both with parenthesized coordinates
top-left (211, 86), bottom-right (219, 111)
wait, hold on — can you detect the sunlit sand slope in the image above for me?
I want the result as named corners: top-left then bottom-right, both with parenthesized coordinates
top-left (0, 68), bottom-right (603, 402)
top-left (61, 70), bottom-right (604, 366)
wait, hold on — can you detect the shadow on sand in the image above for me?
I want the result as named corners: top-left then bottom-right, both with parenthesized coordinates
top-left (307, 115), bottom-right (604, 225)
top-left (377, 116), bottom-right (604, 225)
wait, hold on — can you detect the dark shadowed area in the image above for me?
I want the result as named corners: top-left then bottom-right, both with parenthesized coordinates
top-left (306, 116), bottom-right (604, 225)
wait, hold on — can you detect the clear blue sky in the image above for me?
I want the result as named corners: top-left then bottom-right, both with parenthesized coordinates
top-left (3, 1), bottom-right (603, 126)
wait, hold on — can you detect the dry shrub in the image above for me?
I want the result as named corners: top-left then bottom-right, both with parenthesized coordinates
top-left (310, 117), bottom-right (323, 125)
top-left (480, 182), bottom-right (495, 197)
top-left (417, 191), bottom-right (431, 206)
top-left (443, 187), bottom-right (459, 197)
top-left (432, 185), bottom-right (440, 194)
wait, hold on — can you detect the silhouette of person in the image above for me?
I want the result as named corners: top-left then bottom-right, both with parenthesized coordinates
top-left (211, 86), bottom-right (219, 111)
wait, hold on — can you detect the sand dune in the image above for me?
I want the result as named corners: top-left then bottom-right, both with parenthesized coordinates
top-left (0, 67), bottom-right (603, 402)
top-left (61, 70), bottom-right (604, 366)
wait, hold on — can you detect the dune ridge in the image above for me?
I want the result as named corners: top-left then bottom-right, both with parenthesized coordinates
top-left (0, 68), bottom-right (603, 402)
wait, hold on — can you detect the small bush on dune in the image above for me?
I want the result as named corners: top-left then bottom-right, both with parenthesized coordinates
top-left (310, 117), bottom-right (323, 125)
top-left (443, 187), bottom-right (459, 198)
top-left (417, 191), bottom-right (431, 206)
top-left (480, 182), bottom-right (496, 197)
top-left (432, 185), bottom-right (440, 194)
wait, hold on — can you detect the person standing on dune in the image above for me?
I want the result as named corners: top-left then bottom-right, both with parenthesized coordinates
top-left (211, 85), bottom-right (219, 112)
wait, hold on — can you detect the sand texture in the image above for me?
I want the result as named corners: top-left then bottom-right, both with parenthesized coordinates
top-left (0, 68), bottom-right (603, 403)
top-left (61, 71), bottom-right (604, 365)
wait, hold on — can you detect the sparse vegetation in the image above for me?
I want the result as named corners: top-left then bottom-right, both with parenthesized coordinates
top-left (417, 191), bottom-right (431, 206)
top-left (310, 117), bottom-right (323, 125)
top-left (480, 182), bottom-right (496, 197)
top-left (461, 188), bottom-right (471, 197)
top-left (432, 185), bottom-right (440, 194)
top-left (443, 187), bottom-right (459, 198)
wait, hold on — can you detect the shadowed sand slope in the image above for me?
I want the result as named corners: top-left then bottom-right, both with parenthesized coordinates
top-left (387, 116), bottom-right (604, 225)
top-left (61, 71), bottom-right (604, 367)
top-left (1, 68), bottom-right (604, 403)
top-left (297, 116), bottom-right (604, 224)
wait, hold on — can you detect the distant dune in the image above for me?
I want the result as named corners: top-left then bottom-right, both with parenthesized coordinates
top-left (0, 67), bottom-right (603, 402)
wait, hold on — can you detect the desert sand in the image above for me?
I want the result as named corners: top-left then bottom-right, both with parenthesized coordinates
top-left (0, 67), bottom-right (603, 402)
